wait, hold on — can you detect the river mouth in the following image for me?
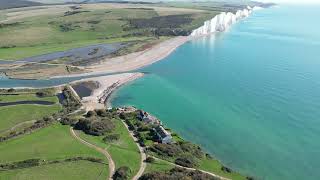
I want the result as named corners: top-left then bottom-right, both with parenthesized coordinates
top-left (0, 100), bottom-right (55, 106)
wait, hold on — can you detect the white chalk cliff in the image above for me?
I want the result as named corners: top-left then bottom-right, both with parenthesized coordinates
top-left (190, 6), bottom-right (260, 37)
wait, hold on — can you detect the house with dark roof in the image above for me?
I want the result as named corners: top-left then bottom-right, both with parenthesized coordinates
top-left (137, 110), bottom-right (160, 125)
top-left (154, 125), bottom-right (173, 144)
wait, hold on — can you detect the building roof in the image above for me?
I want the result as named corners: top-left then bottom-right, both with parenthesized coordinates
top-left (155, 126), bottom-right (171, 139)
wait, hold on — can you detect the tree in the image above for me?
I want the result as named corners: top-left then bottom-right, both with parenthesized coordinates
top-left (86, 110), bottom-right (97, 117)
top-left (145, 157), bottom-right (155, 163)
top-left (113, 166), bottom-right (131, 180)
top-left (7, 88), bottom-right (14, 93)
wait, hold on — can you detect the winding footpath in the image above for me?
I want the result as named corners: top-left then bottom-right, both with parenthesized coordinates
top-left (69, 127), bottom-right (115, 180)
top-left (120, 120), bottom-right (147, 180)
top-left (151, 156), bottom-right (230, 180)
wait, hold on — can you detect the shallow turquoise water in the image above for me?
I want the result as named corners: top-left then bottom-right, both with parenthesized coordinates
top-left (111, 5), bottom-right (320, 180)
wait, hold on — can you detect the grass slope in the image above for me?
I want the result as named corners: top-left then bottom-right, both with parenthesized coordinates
top-left (0, 160), bottom-right (108, 180)
top-left (0, 94), bottom-right (61, 133)
top-left (78, 119), bottom-right (141, 179)
top-left (144, 158), bottom-right (174, 174)
top-left (0, 123), bottom-right (107, 163)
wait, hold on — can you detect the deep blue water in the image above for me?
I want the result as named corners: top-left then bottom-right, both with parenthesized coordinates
top-left (111, 5), bottom-right (320, 180)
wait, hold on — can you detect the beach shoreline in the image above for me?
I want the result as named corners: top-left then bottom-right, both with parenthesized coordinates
top-left (69, 73), bottom-right (144, 111)
top-left (50, 36), bottom-right (190, 79)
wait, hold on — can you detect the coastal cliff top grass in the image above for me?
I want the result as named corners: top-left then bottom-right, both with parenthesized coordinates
top-left (0, 123), bottom-right (109, 179)
top-left (0, 2), bottom-right (220, 60)
top-left (0, 123), bottom-right (107, 163)
top-left (78, 118), bottom-right (141, 179)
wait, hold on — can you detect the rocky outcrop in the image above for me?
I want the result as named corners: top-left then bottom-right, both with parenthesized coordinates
top-left (190, 6), bottom-right (261, 37)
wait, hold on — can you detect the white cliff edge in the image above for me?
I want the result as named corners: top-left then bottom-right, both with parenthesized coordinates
top-left (190, 6), bottom-right (262, 37)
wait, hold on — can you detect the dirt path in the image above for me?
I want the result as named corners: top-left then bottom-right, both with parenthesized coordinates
top-left (69, 127), bottom-right (115, 180)
top-left (151, 156), bottom-right (230, 180)
top-left (120, 120), bottom-right (147, 180)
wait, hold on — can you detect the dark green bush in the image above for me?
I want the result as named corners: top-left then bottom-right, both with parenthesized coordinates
top-left (103, 134), bottom-right (120, 143)
top-left (113, 166), bottom-right (131, 180)
top-left (145, 157), bottom-right (155, 163)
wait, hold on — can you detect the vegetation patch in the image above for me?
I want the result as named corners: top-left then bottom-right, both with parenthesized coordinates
top-left (140, 167), bottom-right (219, 180)
top-left (74, 110), bottom-right (116, 136)
top-left (74, 109), bottom-right (141, 179)
top-left (113, 166), bottom-right (132, 180)
top-left (128, 14), bottom-right (193, 29)
top-left (64, 11), bottom-right (90, 17)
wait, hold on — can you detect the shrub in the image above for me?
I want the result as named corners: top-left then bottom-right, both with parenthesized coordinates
top-left (103, 134), bottom-right (120, 143)
top-left (7, 88), bottom-right (15, 93)
top-left (113, 166), bottom-right (131, 180)
top-left (95, 109), bottom-right (108, 117)
top-left (175, 155), bottom-right (198, 168)
top-left (139, 167), bottom-right (218, 180)
top-left (43, 116), bottom-right (54, 122)
top-left (149, 143), bottom-right (183, 157)
top-left (145, 157), bottom-right (155, 163)
top-left (0, 159), bottom-right (41, 170)
top-left (60, 116), bottom-right (79, 126)
top-left (221, 166), bottom-right (233, 173)
top-left (75, 118), bottom-right (115, 136)
top-left (86, 110), bottom-right (97, 117)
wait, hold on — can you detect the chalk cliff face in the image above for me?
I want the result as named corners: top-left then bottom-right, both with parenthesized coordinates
top-left (190, 6), bottom-right (260, 37)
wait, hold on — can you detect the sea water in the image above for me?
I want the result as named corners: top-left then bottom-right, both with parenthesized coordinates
top-left (111, 5), bottom-right (320, 180)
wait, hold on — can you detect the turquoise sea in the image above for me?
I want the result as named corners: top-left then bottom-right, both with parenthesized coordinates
top-left (111, 5), bottom-right (320, 180)
top-left (1, 4), bottom-right (319, 180)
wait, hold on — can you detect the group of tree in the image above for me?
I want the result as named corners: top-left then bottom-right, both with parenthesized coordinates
top-left (139, 167), bottom-right (219, 180)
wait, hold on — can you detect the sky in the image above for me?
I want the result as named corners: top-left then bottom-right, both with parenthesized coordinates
top-left (257, 0), bottom-right (320, 4)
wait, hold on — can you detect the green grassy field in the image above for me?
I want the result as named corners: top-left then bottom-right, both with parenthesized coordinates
top-left (0, 123), bottom-right (107, 163)
top-left (0, 160), bottom-right (108, 180)
top-left (199, 157), bottom-right (246, 180)
top-left (78, 119), bottom-right (141, 179)
top-left (0, 93), bottom-right (61, 133)
top-left (144, 158), bottom-right (174, 174)
top-left (0, 94), bottom-right (58, 102)
top-left (0, 123), bottom-right (109, 180)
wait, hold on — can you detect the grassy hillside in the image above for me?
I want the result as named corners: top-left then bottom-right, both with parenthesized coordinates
top-left (0, 161), bottom-right (108, 180)
top-left (0, 92), bottom-right (61, 133)
top-left (0, 123), bottom-right (109, 179)
top-left (78, 119), bottom-right (141, 179)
